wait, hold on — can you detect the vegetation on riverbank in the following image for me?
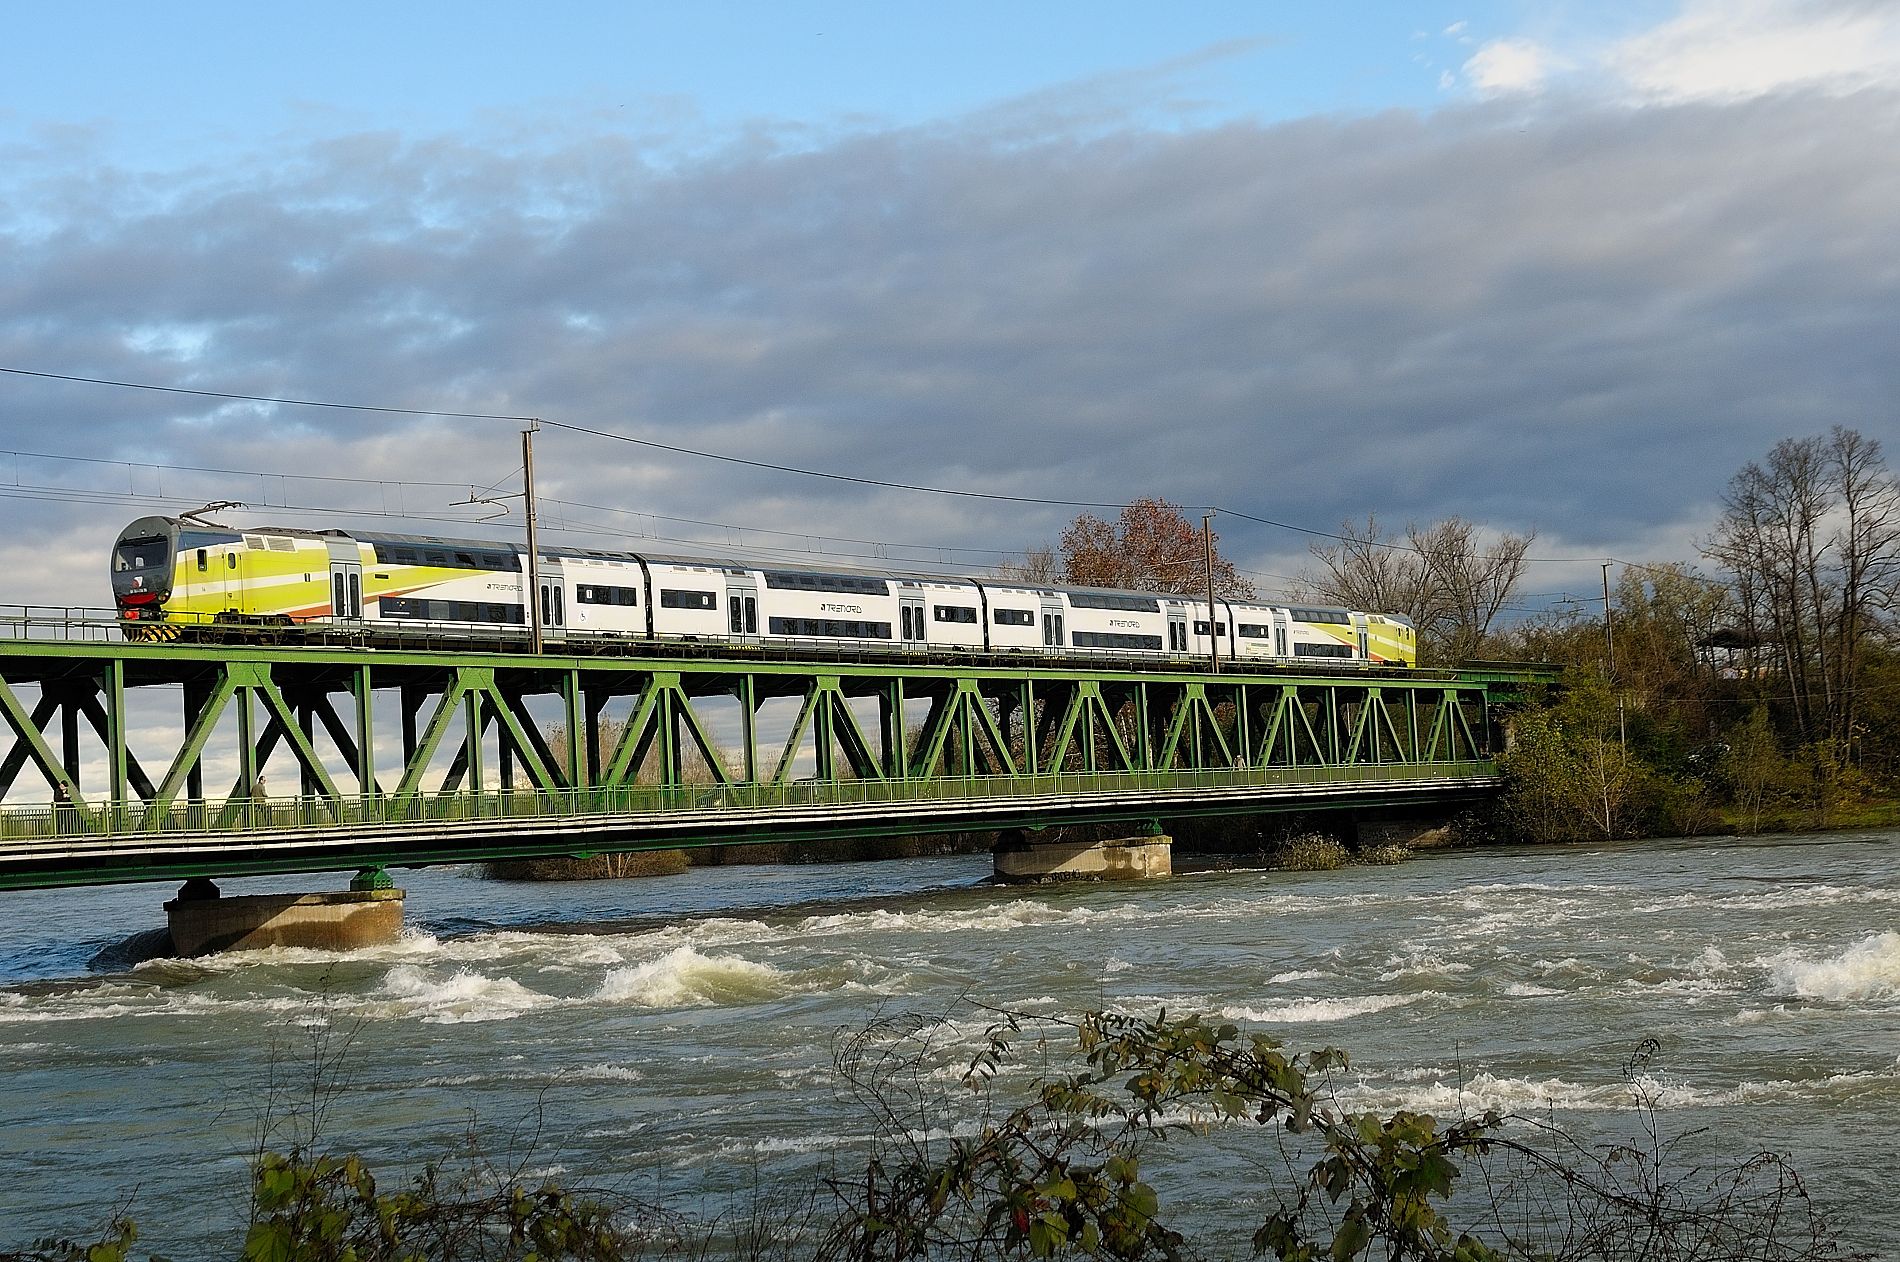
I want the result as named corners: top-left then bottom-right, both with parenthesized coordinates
top-left (4, 1006), bottom-right (1864, 1261)
top-left (1304, 427), bottom-right (1900, 846)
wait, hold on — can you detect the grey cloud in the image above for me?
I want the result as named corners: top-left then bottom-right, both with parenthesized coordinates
top-left (2, 87), bottom-right (1897, 607)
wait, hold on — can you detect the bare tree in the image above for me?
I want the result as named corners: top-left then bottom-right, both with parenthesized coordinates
top-left (1705, 426), bottom-right (1900, 757)
top-left (992, 545), bottom-right (1059, 585)
top-left (1301, 514), bottom-right (1534, 664)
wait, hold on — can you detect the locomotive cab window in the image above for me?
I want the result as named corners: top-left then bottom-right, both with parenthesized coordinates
top-left (113, 537), bottom-right (167, 572)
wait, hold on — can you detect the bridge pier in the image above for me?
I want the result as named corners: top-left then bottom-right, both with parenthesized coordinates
top-left (992, 827), bottom-right (1172, 883)
top-left (164, 869), bottom-right (404, 957)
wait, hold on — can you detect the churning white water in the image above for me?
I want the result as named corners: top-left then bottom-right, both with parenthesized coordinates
top-left (1, 829), bottom-right (1895, 1256)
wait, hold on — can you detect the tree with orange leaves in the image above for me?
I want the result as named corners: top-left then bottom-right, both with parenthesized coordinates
top-left (1051, 497), bottom-right (1255, 599)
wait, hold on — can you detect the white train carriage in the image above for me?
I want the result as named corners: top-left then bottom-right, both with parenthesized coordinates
top-left (979, 583), bottom-right (1050, 652)
top-left (1061, 588), bottom-right (1169, 656)
top-left (641, 555), bottom-right (730, 640)
top-left (562, 553), bottom-right (645, 639)
top-left (1229, 603), bottom-right (1288, 662)
top-left (753, 565), bottom-right (900, 648)
top-left (904, 578), bottom-right (987, 651)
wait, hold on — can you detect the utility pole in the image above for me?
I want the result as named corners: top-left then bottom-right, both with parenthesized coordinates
top-left (1601, 560), bottom-right (1625, 749)
top-left (524, 421), bottom-right (543, 656)
top-left (1203, 512), bottom-right (1220, 674)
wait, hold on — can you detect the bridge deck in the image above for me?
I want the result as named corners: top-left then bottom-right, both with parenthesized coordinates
top-left (0, 625), bottom-right (1551, 888)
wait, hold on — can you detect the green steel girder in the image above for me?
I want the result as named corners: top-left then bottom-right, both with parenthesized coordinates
top-left (0, 639), bottom-right (1541, 881)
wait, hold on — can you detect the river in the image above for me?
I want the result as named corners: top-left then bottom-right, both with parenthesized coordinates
top-left (2, 829), bottom-right (1896, 1257)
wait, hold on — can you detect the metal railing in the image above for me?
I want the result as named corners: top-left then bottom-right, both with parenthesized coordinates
top-left (0, 760), bottom-right (1498, 843)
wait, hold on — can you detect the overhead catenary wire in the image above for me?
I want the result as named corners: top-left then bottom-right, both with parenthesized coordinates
top-left (1, 362), bottom-right (1715, 576)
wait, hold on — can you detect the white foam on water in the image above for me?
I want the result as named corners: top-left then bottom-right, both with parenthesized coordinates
top-left (1336, 1072), bottom-right (1635, 1115)
top-left (1633, 886), bottom-right (1900, 916)
top-left (1685, 945), bottom-right (1734, 977)
top-left (1762, 931), bottom-right (1900, 1002)
top-left (1376, 951), bottom-right (1472, 982)
top-left (560, 1064), bottom-right (645, 1083)
top-left (1533, 957), bottom-right (1598, 978)
top-left (713, 1133), bottom-right (844, 1157)
top-left (1502, 982), bottom-right (1562, 997)
top-left (1341, 1064), bottom-right (1900, 1116)
top-left (375, 965), bottom-right (556, 1024)
top-left (1267, 969), bottom-right (1326, 984)
top-left (1103, 957), bottom-right (1133, 974)
top-left (1220, 992), bottom-right (1433, 1024)
top-left (593, 945), bottom-right (787, 1008)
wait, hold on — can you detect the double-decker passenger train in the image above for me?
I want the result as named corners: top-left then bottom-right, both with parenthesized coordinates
top-left (109, 515), bottom-right (1417, 667)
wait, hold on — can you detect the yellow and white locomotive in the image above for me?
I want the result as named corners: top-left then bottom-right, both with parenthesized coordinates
top-left (110, 514), bottom-right (1417, 667)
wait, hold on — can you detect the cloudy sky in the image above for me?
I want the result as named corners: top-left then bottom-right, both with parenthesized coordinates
top-left (3, 0), bottom-right (1896, 619)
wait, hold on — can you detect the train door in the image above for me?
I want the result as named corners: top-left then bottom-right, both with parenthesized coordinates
top-left (1167, 608), bottom-right (1189, 655)
top-left (1040, 595), bottom-right (1065, 652)
top-left (1354, 615), bottom-right (1370, 661)
top-left (1274, 610), bottom-right (1289, 659)
top-left (899, 592), bottom-right (926, 646)
top-left (537, 562), bottom-right (566, 642)
top-left (325, 539), bottom-right (363, 625)
top-left (725, 575), bottom-right (759, 639)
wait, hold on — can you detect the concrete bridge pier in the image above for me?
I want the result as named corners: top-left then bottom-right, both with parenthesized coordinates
top-left (992, 825), bottom-right (1172, 884)
top-left (164, 868), bottom-right (405, 957)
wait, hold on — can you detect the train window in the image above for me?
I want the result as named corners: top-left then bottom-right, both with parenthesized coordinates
top-left (660, 589), bottom-right (717, 610)
top-left (1288, 607), bottom-right (1352, 625)
top-left (454, 552), bottom-right (478, 567)
top-left (197, 550), bottom-right (208, 572)
top-left (425, 551), bottom-right (449, 566)
top-left (228, 554), bottom-right (237, 569)
top-left (481, 553), bottom-right (508, 568)
top-left (1073, 631), bottom-right (1164, 650)
top-left (1067, 592), bottom-right (1160, 613)
top-left (576, 584), bottom-right (637, 606)
top-left (348, 574), bottom-right (361, 618)
top-left (1236, 623), bottom-right (1272, 638)
top-left (1293, 642), bottom-right (1352, 658)
top-left (768, 617), bottom-right (891, 639)
top-left (729, 596), bottom-right (744, 633)
top-left (743, 596), bottom-right (757, 633)
top-left (993, 608), bottom-right (1034, 626)
top-left (1193, 621), bottom-right (1227, 636)
top-left (391, 548), bottom-right (418, 564)
top-left (933, 605), bottom-right (978, 624)
top-left (763, 571), bottom-right (890, 596)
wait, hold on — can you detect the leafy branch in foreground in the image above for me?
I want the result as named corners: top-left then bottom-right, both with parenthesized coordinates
top-left (816, 1009), bottom-right (1864, 1262)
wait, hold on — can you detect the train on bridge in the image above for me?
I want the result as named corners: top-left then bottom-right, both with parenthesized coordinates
top-left (110, 514), bottom-right (1417, 667)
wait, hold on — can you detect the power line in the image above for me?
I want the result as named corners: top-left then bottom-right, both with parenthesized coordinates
top-left (539, 417), bottom-right (1141, 511)
top-left (0, 445), bottom-right (473, 491)
top-left (5, 362), bottom-right (1708, 574)
top-left (0, 366), bottom-right (537, 422)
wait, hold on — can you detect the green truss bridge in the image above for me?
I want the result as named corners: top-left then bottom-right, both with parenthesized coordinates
top-left (0, 619), bottom-right (1555, 891)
